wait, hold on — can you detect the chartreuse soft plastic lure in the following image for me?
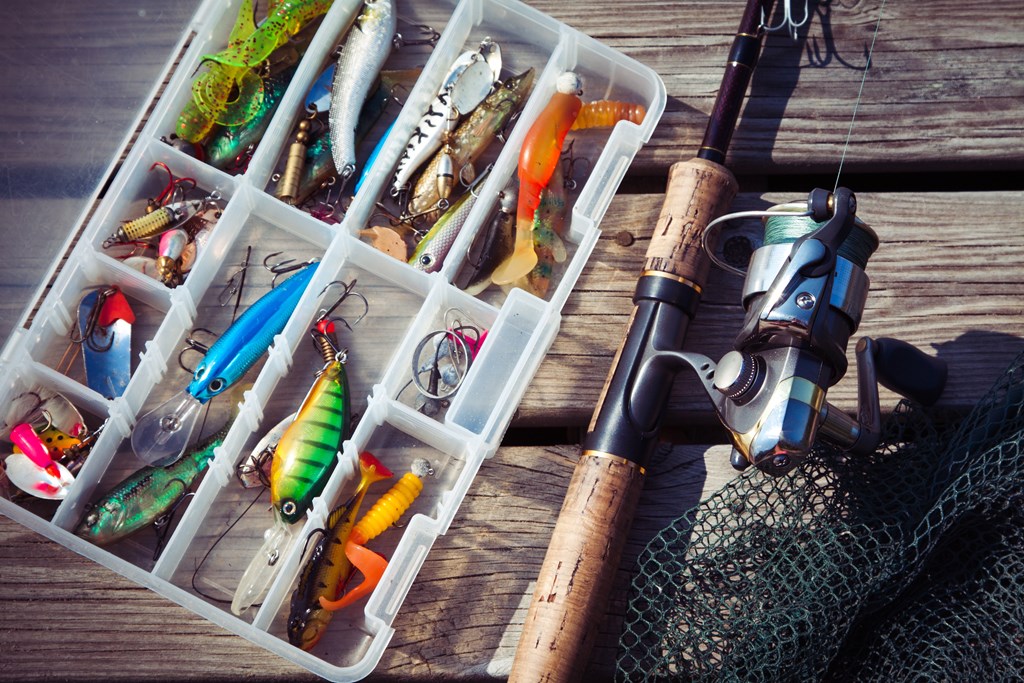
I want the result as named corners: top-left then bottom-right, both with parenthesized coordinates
top-left (490, 72), bottom-right (581, 285)
top-left (131, 262), bottom-right (318, 467)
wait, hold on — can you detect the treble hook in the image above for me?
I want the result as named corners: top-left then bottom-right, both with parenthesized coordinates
top-left (219, 246), bottom-right (252, 318)
top-left (178, 327), bottom-right (216, 374)
top-left (317, 280), bottom-right (369, 330)
top-left (262, 252), bottom-right (319, 288)
top-left (393, 19), bottom-right (440, 49)
top-left (762, 0), bottom-right (811, 40)
top-left (68, 287), bottom-right (121, 353)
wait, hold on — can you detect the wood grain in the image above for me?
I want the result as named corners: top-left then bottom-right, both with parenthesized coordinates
top-left (0, 443), bottom-right (735, 682)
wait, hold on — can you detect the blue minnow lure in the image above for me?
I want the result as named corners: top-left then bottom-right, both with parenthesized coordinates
top-left (131, 263), bottom-right (319, 466)
top-left (354, 120), bottom-right (395, 196)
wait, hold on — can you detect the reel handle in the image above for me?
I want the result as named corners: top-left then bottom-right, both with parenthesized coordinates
top-left (872, 337), bottom-right (947, 406)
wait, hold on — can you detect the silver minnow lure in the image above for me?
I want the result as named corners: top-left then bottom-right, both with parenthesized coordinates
top-left (408, 168), bottom-right (491, 273)
top-left (329, 0), bottom-right (396, 188)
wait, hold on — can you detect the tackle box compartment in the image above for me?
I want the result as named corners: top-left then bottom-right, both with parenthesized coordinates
top-left (0, 0), bottom-right (665, 679)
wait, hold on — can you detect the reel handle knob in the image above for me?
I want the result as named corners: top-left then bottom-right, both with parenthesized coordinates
top-left (870, 337), bottom-right (947, 406)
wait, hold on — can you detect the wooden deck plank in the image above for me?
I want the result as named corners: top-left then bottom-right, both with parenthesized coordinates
top-left (0, 443), bottom-right (734, 681)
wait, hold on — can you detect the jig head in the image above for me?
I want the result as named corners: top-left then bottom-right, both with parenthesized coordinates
top-left (630, 188), bottom-right (948, 476)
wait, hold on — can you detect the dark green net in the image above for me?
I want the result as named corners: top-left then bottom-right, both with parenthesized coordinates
top-left (617, 351), bottom-right (1024, 681)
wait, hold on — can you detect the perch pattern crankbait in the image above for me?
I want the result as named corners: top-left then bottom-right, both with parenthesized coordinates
top-left (75, 421), bottom-right (230, 546)
top-left (491, 72), bottom-right (582, 285)
top-left (569, 100), bottom-right (646, 130)
top-left (270, 353), bottom-right (352, 525)
top-left (287, 451), bottom-right (392, 650)
top-left (329, 0), bottom-right (397, 189)
top-left (406, 68), bottom-right (535, 223)
top-left (131, 262), bottom-right (319, 466)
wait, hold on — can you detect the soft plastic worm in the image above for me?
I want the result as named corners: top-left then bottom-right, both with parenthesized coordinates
top-left (569, 100), bottom-right (646, 130)
top-left (349, 472), bottom-right (423, 545)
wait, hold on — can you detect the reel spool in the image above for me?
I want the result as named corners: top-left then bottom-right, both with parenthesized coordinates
top-left (630, 188), bottom-right (948, 476)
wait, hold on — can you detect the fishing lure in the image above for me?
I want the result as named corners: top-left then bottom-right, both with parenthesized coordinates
top-left (4, 424), bottom-right (74, 500)
top-left (277, 114), bottom-right (319, 205)
top-left (406, 68), bottom-right (535, 223)
top-left (329, 0), bottom-right (397, 190)
top-left (205, 67), bottom-right (295, 173)
top-left (75, 421), bottom-right (230, 546)
top-left (520, 158), bottom-right (569, 298)
top-left (270, 350), bottom-right (351, 524)
top-left (490, 72), bottom-right (582, 285)
top-left (177, 0), bottom-right (264, 143)
top-left (408, 168), bottom-right (489, 273)
top-left (390, 40), bottom-right (502, 199)
top-left (287, 451), bottom-right (392, 649)
top-left (569, 100), bottom-right (646, 130)
top-left (201, 0), bottom-right (336, 70)
top-left (457, 183), bottom-right (516, 296)
top-left (72, 286), bottom-right (135, 399)
top-left (131, 262), bottom-right (319, 467)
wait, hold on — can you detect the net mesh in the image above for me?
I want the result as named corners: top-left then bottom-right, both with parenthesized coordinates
top-left (617, 350), bottom-right (1024, 681)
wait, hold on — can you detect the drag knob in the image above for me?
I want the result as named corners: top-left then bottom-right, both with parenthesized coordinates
top-left (713, 350), bottom-right (763, 402)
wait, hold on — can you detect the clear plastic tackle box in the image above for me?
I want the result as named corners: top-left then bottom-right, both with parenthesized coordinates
top-left (0, 0), bottom-right (664, 679)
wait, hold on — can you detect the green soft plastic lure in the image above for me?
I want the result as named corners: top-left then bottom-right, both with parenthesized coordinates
top-left (75, 423), bottom-right (229, 546)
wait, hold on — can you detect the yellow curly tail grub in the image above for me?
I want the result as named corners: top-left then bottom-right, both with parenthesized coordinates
top-left (350, 472), bottom-right (423, 545)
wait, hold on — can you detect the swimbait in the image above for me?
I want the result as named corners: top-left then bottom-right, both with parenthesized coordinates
top-left (490, 72), bottom-right (581, 285)
top-left (521, 158), bottom-right (569, 299)
top-left (76, 421), bottom-right (229, 545)
top-left (206, 67), bottom-right (295, 173)
top-left (287, 452), bottom-right (392, 650)
top-left (457, 182), bottom-right (516, 296)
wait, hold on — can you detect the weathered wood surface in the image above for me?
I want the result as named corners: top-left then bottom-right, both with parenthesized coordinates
top-left (1, 0), bottom-right (1023, 681)
top-left (0, 443), bottom-right (734, 681)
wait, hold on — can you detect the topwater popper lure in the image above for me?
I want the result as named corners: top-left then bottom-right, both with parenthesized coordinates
top-left (329, 0), bottom-right (397, 191)
top-left (131, 262), bottom-right (319, 467)
top-left (490, 72), bottom-right (582, 286)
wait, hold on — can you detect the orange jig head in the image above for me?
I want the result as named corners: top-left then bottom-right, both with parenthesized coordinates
top-left (491, 72), bottom-right (582, 285)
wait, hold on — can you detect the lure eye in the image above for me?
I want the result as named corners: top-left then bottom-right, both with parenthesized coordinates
top-left (281, 500), bottom-right (298, 517)
top-left (419, 255), bottom-right (432, 267)
top-left (207, 378), bottom-right (226, 394)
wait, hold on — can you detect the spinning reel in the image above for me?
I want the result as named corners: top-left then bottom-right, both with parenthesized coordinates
top-left (631, 187), bottom-right (947, 476)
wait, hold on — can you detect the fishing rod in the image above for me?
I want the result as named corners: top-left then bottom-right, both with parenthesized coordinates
top-left (509, 1), bottom-right (777, 680)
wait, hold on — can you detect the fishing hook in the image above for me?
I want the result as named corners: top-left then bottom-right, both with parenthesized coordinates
top-left (218, 245), bottom-right (252, 316)
top-left (763, 0), bottom-right (811, 40)
top-left (263, 252), bottom-right (319, 288)
top-left (393, 19), bottom-right (440, 49)
top-left (68, 286), bottom-right (121, 353)
top-left (178, 327), bottom-right (217, 373)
